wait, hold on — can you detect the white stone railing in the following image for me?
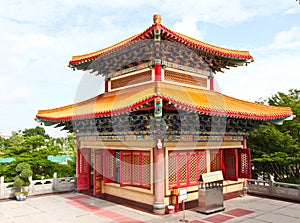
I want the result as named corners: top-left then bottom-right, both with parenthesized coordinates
top-left (0, 173), bottom-right (76, 199)
top-left (247, 179), bottom-right (300, 201)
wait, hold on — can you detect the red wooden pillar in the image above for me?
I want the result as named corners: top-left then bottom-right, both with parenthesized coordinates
top-left (153, 136), bottom-right (165, 214)
top-left (76, 147), bottom-right (91, 191)
top-left (209, 76), bottom-right (214, 90)
top-left (105, 80), bottom-right (109, 92)
top-left (243, 136), bottom-right (247, 148)
top-left (154, 64), bottom-right (162, 81)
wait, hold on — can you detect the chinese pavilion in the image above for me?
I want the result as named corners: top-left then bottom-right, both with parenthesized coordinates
top-left (36, 14), bottom-right (293, 214)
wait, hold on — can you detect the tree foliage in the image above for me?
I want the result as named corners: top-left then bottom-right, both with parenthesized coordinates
top-left (248, 89), bottom-right (300, 183)
top-left (0, 127), bottom-right (76, 182)
top-left (13, 162), bottom-right (33, 189)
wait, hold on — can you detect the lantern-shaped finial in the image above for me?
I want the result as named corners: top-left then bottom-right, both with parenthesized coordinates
top-left (153, 14), bottom-right (162, 24)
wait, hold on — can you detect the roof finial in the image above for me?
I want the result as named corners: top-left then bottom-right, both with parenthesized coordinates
top-left (153, 14), bottom-right (162, 24)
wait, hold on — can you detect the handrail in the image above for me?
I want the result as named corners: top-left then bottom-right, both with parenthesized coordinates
top-left (247, 179), bottom-right (300, 201)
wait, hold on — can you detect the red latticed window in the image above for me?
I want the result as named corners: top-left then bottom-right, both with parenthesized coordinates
top-left (189, 150), bottom-right (206, 185)
top-left (168, 150), bottom-right (206, 189)
top-left (178, 153), bottom-right (188, 187)
top-left (120, 151), bottom-right (131, 186)
top-left (239, 148), bottom-right (251, 179)
top-left (120, 151), bottom-right (151, 189)
top-left (210, 149), bottom-right (222, 172)
top-left (103, 150), bottom-right (116, 183)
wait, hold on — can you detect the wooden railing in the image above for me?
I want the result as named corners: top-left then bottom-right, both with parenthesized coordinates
top-left (0, 173), bottom-right (76, 199)
top-left (247, 179), bottom-right (300, 202)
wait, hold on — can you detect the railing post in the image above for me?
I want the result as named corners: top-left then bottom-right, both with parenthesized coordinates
top-left (53, 172), bottom-right (58, 190)
top-left (29, 176), bottom-right (33, 194)
top-left (0, 176), bottom-right (4, 198)
top-left (268, 177), bottom-right (274, 195)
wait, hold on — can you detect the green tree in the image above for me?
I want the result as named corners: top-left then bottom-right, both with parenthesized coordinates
top-left (13, 162), bottom-right (33, 190)
top-left (248, 89), bottom-right (300, 183)
top-left (0, 127), bottom-right (76, 182)
top-left (22, 126), bottom-right (49, 138)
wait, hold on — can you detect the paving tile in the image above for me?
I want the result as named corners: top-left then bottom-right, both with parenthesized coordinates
top-left (65, 194), bottom-right (90, 200)
top-left (260, 198), bottom-right (296, 207)
top-left (12, 212), bottom-right (60, 223)
top-left (289, 203), bottom-right (300, 210)
top-left (254, 212), bottom-right (299, 223)
top-left (203, 214), bottom-right (234, 223)
top-left (62, 213), bottom-right (114, 223)
top-left (223, 208), bottom-right (254, 217)
top-left (188, 220), bottom-right (206, 223)
top-left (271, 206), bottom-right (300, 219)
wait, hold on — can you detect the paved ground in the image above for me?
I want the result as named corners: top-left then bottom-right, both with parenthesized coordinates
top-left (0, 192), bottom-right (299, 223)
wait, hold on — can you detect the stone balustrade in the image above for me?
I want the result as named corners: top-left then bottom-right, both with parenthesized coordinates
top-left (247, 179), bottom-right (300, 202)
top-left (0, 173), bottom-right (76, 199)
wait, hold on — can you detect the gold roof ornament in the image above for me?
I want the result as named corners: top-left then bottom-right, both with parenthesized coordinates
top-left (153, 14), bottom-right (162, 24)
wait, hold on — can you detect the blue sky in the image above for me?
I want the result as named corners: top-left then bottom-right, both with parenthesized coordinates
top-left (0, 0), bottom-right (299, 137)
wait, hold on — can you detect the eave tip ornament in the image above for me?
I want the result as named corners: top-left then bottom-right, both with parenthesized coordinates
top-left (153, 14), bottom-right (162, 24)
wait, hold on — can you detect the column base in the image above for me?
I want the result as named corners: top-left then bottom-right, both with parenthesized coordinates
top-left (153, 202), bottom-right (166, 215)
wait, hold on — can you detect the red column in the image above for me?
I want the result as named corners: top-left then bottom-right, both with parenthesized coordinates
top-left (105, 80), bottom-right (109, 92)
top-left (154, 64), bottom-right (162, 81)
top-left (209, 76), bottom-right (214, 90)
top-left (153, 137), bottom-right (165, 214)
top-left (243, 136), bottom-right (247, 148)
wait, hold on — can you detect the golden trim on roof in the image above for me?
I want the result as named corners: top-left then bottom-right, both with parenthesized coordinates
top-left (173, 31), bottom-right (253, 60)
top-left (70, 32), bottom-right (141, 62)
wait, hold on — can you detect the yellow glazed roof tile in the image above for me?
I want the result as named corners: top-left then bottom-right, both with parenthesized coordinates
top-left (36, 82), bottom-right (292, 122)
top-left (68, 17), bottom-right (253, 68)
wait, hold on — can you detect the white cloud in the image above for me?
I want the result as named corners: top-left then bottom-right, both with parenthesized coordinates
top-left (0, 82), bottom-right (31, 103)
top-left (172, 17), bottom-right (204, 40)
top-left (217, 49), bottom-right (299, 102)
top-left (284, 4), bottom-right (300, 14)
top-left (159, 0), bottom-right (296, 27)
top-left (268, 26), bottom-right (300, 49)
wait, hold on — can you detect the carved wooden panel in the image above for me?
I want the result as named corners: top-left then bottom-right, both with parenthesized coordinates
top-left (111, 70), bottom-right (152, 90)
top-left (165, 70), bottom-right (207, 88)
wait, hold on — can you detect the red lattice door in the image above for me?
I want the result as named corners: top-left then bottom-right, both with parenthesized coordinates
top-left (94, 149), bottom-right (103, 195)
top-left (239, 148), bottom-right (251, 178)
top-left (77, 148), bottom-right (91, 190)
top-left (224, 149), bottom-right (238, 181)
